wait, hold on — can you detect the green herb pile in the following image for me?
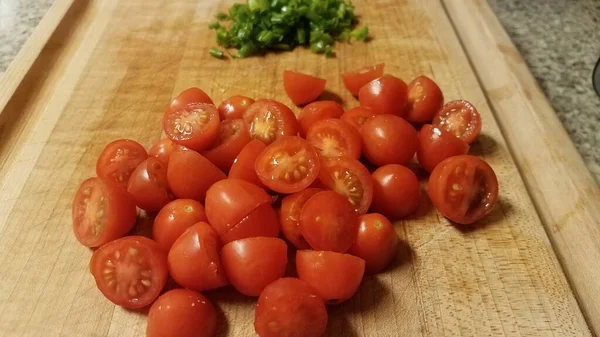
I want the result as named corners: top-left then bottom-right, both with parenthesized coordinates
top-left (208, 0), bottom-right (369, 59)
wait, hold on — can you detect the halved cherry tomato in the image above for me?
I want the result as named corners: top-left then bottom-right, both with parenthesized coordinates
top-left (361, 114), bottom-right (418, 166)
top-left (167, 150), bottom-right (226, 202)
top-left (340, 106), bottom-right (376, 131)
top-left (283, 70), bottom-right (326, 106)
top-left (404, 76), bottom-right (444, 124)
top-left (217, 95), bottom-right (255, 120)
top-left (432, 100), bottom-right (482, 144)
top-left (220, 202), bottom-right (280, 245)
top-left (359, 75), bottom-right (409, 116)
top-left (280, 188), bottom-right (322, 250)
top-left (72, 177), bottom-right (137, 247)
top-left (255, 278), bottom-right (327, 337)
top-left (229, 139), bottom-right (267, 188)
top-left (168, 222), bottom-right (229, 291)
top-left (90, 236), bottom-right (168, 309)
top-left (428, 155), bottom-right (499, 225)
top-left (342, 63), bottom-right (385, 96)
top-left (296, 250), bottom-right (365, 304)
top-left (96, 139), bottom-right (148, 188)
top-left (168, 87), bottom-right (214, 113)
top-left (127, 158), bottom-right (172, 212)
top-left (221, 237), bottom-right (288, 296)
top-left (348, 213), bottom-right (399, 274)
top-left (306, 118), bottom-right (362, 159)
top-left (318, 157), bottom-right (373, 215)
top-left (148, 139), bottom-right (186, 165)
top-left (297, 101), bottom-right (344, 137)
top-left (163, 103), bottom-right (220, 152)
top-left (243, 99), bottom-right (299, 144)
top-left (417, 124), bottom-right (469, 173)
top-left (255, 136), bottom-right (320, 194)
top-left (202, 119), bottom-right (251, 171)
top-left (153, 199), bottom-right (207, 251)
top-left (147, 289), bottom-right (218, 337)
top-left (300, 190), bottom-right (358, 253)
top-left (371, 164), bottom-right (421, 219)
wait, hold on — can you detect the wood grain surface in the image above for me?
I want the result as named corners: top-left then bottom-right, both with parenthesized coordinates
top-left (0, 0), bottom-right (593, 336)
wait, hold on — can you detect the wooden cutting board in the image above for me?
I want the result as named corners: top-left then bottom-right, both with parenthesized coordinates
top-left (1, 0), bottom-right (599, 336)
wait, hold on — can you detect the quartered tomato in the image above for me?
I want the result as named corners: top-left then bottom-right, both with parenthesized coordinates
top-left (404, 75), bottom-right (444, 124)
top-left (318, 157), bottom-right (373, 215)
top-left (371, 164), bottom-right (421, 219)
top-left (243, 99), bottom-right (299, 144)
top-left (342, 63), bottom-right (385, 96)
top-left (279, 188), bottom-right (322, 250)
top-left (163, 102), bottom-right (220, 152)
top-left (255, 136), bottom-right (320, 194)
top-left (433, 100), bottom-right (482, 144)
top-left (148, 139), bottom-right (186, 165)
top-left (340, 106), bottom-right (376, 131)
top-left (283, 70), bottom-right (326, 106)
top-left (90, 236), bottom-right (168, 309)
top-left (361, 114), bottom-right (418, 166)
top-left (202, 119), bottom-right (251, 171)
top-left (229, 139), bottom-right (267, 188)
top-left (167, 150), bottom-right (226, 202)
top-left (417, 124), bottom-right (469, 173)
top-left (96, 139), bottom-right (148, 188)
top-left (168, 87), bottom-right (214, 113)
top-left (217, 95), bottom-right (255, 120)
top-left (153, 199), bottom-right (207, 251)
top-left (306, 118), bottom-right (362, 159)
top-left (297, 101), bottom-right (344, 137)
top-left (358, 74), bottom-right (408, 116)
top-left (127, 158), bottom-right (172, 212)
top-left (220, 202), bottom-right (280, 245)
top-left (348, 213), bottom-right (399, 274)
top-left (428, 155), bottom-right (499, 225)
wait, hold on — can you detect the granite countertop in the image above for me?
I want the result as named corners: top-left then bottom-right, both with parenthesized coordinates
top-left (1, 0), bottom-right (599, 181)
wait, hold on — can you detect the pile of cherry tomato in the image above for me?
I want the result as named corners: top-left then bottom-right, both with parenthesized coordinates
top-left (72, 63), bottom-right (499, 337)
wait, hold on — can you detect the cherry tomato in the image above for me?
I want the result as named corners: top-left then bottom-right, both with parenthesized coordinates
top-left (167, 150), bottom-right (226, 202)
top-left (306, 118), bottom-right (361, 160)
top-left (342, 63), bottom-right (385, 96)
top-left (72, 177), bottom-right (137, 247)
top-left (229, 139), bottom-right (267, 188)
top-left (428, 155), bottom-right (499, 225)
top-left (417, 124), bottom-right (469, 173)
top-left (348, 213), bottom-right (399, 274)
top-left (163, 102), bottom-right (220, 151)
top-left (217, 95), bottom-right (255, 120)
top-left (153, 199), bottom-right (207, 251)
top-left (168, 87), bottom-right (214, 113)
top-left (296, 250), bottom-right (365, 304)
top-left (148, 139), bottom-right (186, 165)
top-left (202, 119), bottom-right (251, 171)
top-left (371, 164), bottom-right (421, 219)
top-left (318, 157), bottom-right (373, 215)
top-left (432, 100), bottom-right (482, 144)
top-left (96, 139), bottom-right (148, 188)
top-left (404, 76), bottom-right (444, 124)
top-left (221, 237), bottom-right (288, 296)
top-left (90, 236), bottom-right (168, 309)
top-left (300, 190), bottom-right (358, 253)
top-left (168, 222), bottom-right (229, 291)
top-left (283, 70), bottom-right (326, 106)
top-left (297, 101), bottom-right (344, 137)
top-left (220, 202), bottom-right (280, 245)
top-left (243, 99), bottom-right (299, 144)
top-left (361, 114), bottom-right (418, 166)
top-left (359, 75), bottom-right (409, 116)
top-left (147, 289), bottom-right (218, 337)
top-left (255, 136), bottom-right (320, 194)
top-left (340, 106), bottom-right (376, 131)
top-left (255, 278), bottom-right (327, 337)
top-left (127, 158), bottom-right (172, 212)
top-left (279, 188), bottom-right (321, 250)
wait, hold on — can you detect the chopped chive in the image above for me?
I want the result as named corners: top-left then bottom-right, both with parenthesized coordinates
top-left (216, 12), bottom-right (228, 21)
top-left (208, 22), bottom-right (220, 29)
top-left (209, 48), bottom-right (225, 59)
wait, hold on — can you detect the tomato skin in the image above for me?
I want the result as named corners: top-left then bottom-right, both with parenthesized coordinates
top-left (318, 157), bottom-right (374, 215)
top-left (163, 103), bottom-right (221, 152)
top-left (371, 164), bottom-right (421, 219)
top-left (202, 119), bottom-right (251, 172)
top-left (243, 99), bottom-right (299, 145)
top-left (306, 118), bottom-right (362, 160)
top-left (348, 213), bottom-right (399, 274)
top-left (229, 139), bottom-right (267, 188)
top-left (340, 106), bottom-right (376, 131)
top-left (148, 139), bottom-right (186, 165)
top-left (432, 100), bottom-right (482, 144)
top-left (153, 199), bottom-right (207, 251)
top-left (147, 289), bottom-right (218, 337)
top-left (255, 278), bottom-right (327, 337)
top-left (342, 63), bottom-right (385, 96)
top-left (283, 70), bottom-right (327, 106)
top-left (218, 95), bottom-right (255, 120)
top-left (297, 101), bottom-right (344, 137)
top-left (96, 139), bottom-right (148, 188)
top-left (280, 188), bottom-right (322, 250)
top-left (417, 124), bottom-right (469, 173)
top-left (220, 202), bottom-right (280, 245)
top-left (296, 250), bottom-right (365, 305)
top-left (361, 114), bottom-right (418, 166)
top-left (169, 87), bottom-right (214, 113)
top-left (359, 75), bottom-right (409, 116)
top-left (167, 150), bottom-right (226, 202)
top-left (127, 158), bottom-right (172, 212)
top-left (404, 76), bottom-right (444, 124)
top-left (168, 222), bottom-right (229, 292)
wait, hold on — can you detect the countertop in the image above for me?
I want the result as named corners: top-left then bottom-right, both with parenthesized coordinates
top-left (1, 0), bottom-right (599, 181)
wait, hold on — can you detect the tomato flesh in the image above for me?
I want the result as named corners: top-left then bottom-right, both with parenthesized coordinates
top-left (358, 74), bottom-right (408, 116)
top-left (432, 100), bottom-right (482, 144)
top-left (306, 118), bottom-right (362, 160)
top-left (318, 157), bottom-right (373, 215)
top-left (202, 118), bottom-right (251, 172)
top-left (371, 164), bottom-right (421, 219)
top-left (168, 87), bottom-right (214, 113)
top-left (127, 158), bottom-right (172, 212)
top-left (153, 199), bottom-right (207, 251)
top-left (243, 99), bottom-right (299, 144)
top-left (96, 139), bottom-right (148, 188)
top-left (148, 138), bottom-right (186, 165)
top-left (218, 95), bottom-right (255, 120)
top-left (220, 202), bottom-right (280, 245)
top-left (348, 213), bottom-right (399, 274)
top-left (163, 103), bottom-right (220, 152)
top-left (280, 188), bottom-right (322, 250)
top-left (417, 124), bottom-right (469, 173)
top-left (283, 70), bottom-right (326, 106)
top-left (405, 76), bottom-right (444, 124)
top-left (297, 101), bottom-right (344, 137)
top-left (340, 106), bottom-right (376, 131)
top-left (342, 63), bottom-right (385, 96)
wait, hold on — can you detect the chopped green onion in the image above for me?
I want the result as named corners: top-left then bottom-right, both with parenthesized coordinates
top-left (216, 12), bottom-right (228, 21)
top-left (208, 22), bottom-right (220, 29)
top-left (209, 48), bottom-right (225, 59)
top-left (351, 26), bottom-right (369, 41)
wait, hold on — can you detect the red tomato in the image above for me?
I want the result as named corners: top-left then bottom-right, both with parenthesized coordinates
top-left (229, 139), bottom-right (267, 188)
top-left (340, 106), bottom-right (376, 131)
top-left (300, 190), bottom-right (358, 253)
top-left (217, 95), bottom-right (255, 120)
top-left (127, 158), bottom-right (172, 212)
top-left (163, 103), bottom-right (220, 152)
top-left (279, 188), bottom-right (322, 250)
top-left (428, 155), bottom-right (499, 225)
top-left (243, 99), bottom-right (299, 144)
top-left (306, 118), bottom-right (362, 159)
top-left (168, 222), bottom-right (229, 291)
top-left (96, 139), bottom-right (148, 188)
top-left (283, 70), bottom-right (326, 106)
top-left (90, 236), bottom-right (168, 309)
top-left (404, 76), bottom-right (444, 124)
top-left (361, 114), bottom-right (418, 166)
top-left (255, 278), bottom-right (327, 337)
top-left (255, 136), bottom-right (320, 194)
top-left (318, 157), bottom-right (373, 215)
top-left (348, 213), bottom-right (399, 274)
top-left (167, 150), bottom-right (226, 202)
top-left (359, 75), bottom-right (408, 116)
top-left (220, 202), bottom-right (280, 245)
top-left (221, 237), bottom-right (288, 296)
top-left (153, 199), bottom-right (207, 251)
top-left (417, 124), bottom-right (469, 173)
top-left (297, 101), bottom-right (344, 137)
top-left (432, 100), bottom-right (482, 144)
top-left (202, 119), bottom-right (251, 171)
top-left (72, 177), bottom-right (137, 247)
top-left (148, 139), bottom-right (186, 165)
top-left (371, 164), bottom-right (421, 219)
top-left (296, 250), bottom-right (365, 304)
top-left (169, 87), bottom-right (214, 112)
top-left (147, 289), bottom-right (217, 337)
top-left (342, 63), bottom-right (385, 96)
